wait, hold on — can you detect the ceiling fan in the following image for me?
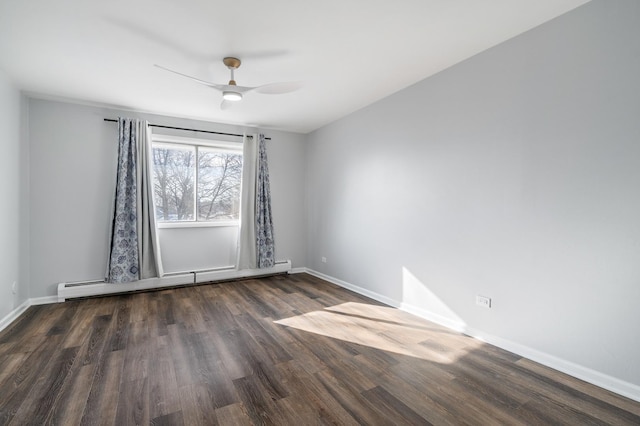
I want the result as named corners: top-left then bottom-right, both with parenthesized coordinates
top-left (155, 57), bottom-right (301, 110)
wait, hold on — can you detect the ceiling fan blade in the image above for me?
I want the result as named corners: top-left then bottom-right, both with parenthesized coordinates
top-left (154, 64), bottom-right (225, 91)
top-left (254, 81), bottom-right (302, 95)
top-left (220, 99), bottom-right (233, 110)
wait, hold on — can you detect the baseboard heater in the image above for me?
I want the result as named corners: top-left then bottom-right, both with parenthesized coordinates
top-left (57, 260), bottom-right (291, 302)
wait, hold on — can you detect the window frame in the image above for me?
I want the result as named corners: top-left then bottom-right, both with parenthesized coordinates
top-left (150, 134), bottom-right (243, 229)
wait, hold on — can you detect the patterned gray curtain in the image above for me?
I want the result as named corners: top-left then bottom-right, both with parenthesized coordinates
top-left (256, 133), bottom-right (275, 268)
top-left (106, 118), bottom-right (159, 283)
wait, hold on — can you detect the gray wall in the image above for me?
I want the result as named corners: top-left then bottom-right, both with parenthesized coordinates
top-left (0, 70), bottom-right (28, 319)
top-left (306, 0), bottom-right (640, 387)
top-left (27, 98), bottom-right (307, 297)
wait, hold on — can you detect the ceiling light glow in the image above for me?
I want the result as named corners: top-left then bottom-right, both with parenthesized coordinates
top-left (223, 91), bottom-right (242, 101)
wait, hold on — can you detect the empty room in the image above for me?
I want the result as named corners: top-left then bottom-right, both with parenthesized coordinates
top-left (1, 0), bottom-right (639, 424)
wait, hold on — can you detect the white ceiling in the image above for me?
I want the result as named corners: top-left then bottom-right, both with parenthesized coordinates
top-left (0, 0), bottom-right (590, 134)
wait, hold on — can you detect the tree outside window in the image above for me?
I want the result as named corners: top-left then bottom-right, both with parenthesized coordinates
top-left (151, 142), bottom-right (242, 223)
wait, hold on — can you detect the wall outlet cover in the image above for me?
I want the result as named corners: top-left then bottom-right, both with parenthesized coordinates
top-left (476, 295), bottom-right (491, 308)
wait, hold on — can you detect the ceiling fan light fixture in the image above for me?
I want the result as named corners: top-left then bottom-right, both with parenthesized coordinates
top-left (155, 57), bottom-right (301, 111)
top-left (222, 90), bottom-right (243, 102)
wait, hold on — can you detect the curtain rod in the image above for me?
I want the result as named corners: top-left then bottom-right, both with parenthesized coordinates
top-left (103, 118), bottom-right (270, 140)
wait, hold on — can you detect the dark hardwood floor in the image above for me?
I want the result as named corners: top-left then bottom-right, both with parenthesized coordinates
top-left (0, 273), bottom-right (638, 425)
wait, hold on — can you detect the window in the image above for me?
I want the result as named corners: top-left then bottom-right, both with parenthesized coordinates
top-left (151, 136), bottom-right (243, 225)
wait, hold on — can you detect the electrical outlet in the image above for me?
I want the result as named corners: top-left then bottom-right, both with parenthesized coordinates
top-left (476, 295), bottom-right (491, 308)
top-left (321, 257), bottom-right (327, 263)
top-left (12, 281), bottom-right (17, 295)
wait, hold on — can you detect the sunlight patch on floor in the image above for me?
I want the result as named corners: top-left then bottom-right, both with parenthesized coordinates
top-left (275, 302), bottom-right (480, 364)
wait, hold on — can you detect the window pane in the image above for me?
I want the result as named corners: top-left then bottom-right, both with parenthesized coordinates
top-left (152, 144), bottom-right (196, 221)
top-left (197, 148), bottom-right (243, 221)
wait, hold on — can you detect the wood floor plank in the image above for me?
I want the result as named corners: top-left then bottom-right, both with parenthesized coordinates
top-left (129, 292), bottom-right (150, 323)
top-left (313, 368), bottom-right (391, 425)
top-left (82, 314), bottom-right (113, 366)
top-left (265, 331), bottom-right (327, 375)
top-left (275, 360), bottom-right (360, 425)
top-left (121, 319), bottom-right (150, 382)
top-left (169, 327), bottom-right (237, 409)
top-left (215, 285), bottom-right (245, 316)
top-left (106, 301), bottom-right (131, 352)
top-left (205, 329), bottom-right (247, 381)
top-left (515, 357), bottom-right (640, 417)
top-left (353, 352), bottom-right (469, 425)
top-left (173, 293), bottom-right (208, 334)
top-left (150, 410), bottom-right (185, 426)
top-left (352, 345), bottom-right (528, 425)
top-left (148, 335), bottom-right (181, 419)
top-left (220, 327), bottom-right (271, 379)
top-left (316, 354), bottom-right (377, 393)
top-left (514, 392), bottom-right (611, 425)
top-left (235, 312), bottom-right (293, 364)
top-left (245, 278), bottom-right (299, 314)
top-left (0, 352), bottom-right (28, 389)
top-left (0, 273), bottom-right (638, 425)
top-left (248, 359), bottom-right (290, 402)
top-left (235, 280), bottom-right (281, 319)
top-left (166, 323), bottom-right (195, 387)
top-left (362, 385), bottom-right (433, 425)
top-left (458, 342), bottom-right (637, 424)
top-left (178, 383), bottom-right (219, 426)
top-left (9, 346), bottom-right (79, 425)
top-left (60, 305), bottom-right (98, 349)
top-left (503, 358), bottom-right (640, 425)
top-left (46, 301), bottom-right (79, 336)
top-left (83, 295), bottom-right (117, 317)
top-left (30, 303), bottom-right (67, 336)
top-left (232, 374), bottom-right (294, 425)
top-left (253, 283), bottom-right (298, 320)
top-left (46, 362), bottom-right (96, 426)
top-left (197, 286), bottom-right (236, 332)
top-left (80, 349), bottom-right (125, 426)
top-left (0, 335), bottom-right (64, 424)
top-left (196, 337), bottom-right (239, 409)
top-left (115, 377), bottom-right (149, 426)
top-left (214, 403), bottom-right (253, 426)
top-left (282, 324), bottom-right (360, 367)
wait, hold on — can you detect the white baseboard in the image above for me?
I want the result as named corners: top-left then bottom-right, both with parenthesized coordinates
top-left (305, 269), bottom-right (399, 307)
top-left (0, 300), bottom-right (31, 333)
top-left (57, 261), bottom-right (292, 302)
top-left (0, 296), bottom-right (60, 333)
top-left (30, 296), bottom-right (59, 305)
top-left (303, 268), bottom-right (640, 403)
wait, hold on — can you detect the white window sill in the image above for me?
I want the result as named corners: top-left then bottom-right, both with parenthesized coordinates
top-left (157, 220), bottom-right (239, 229)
